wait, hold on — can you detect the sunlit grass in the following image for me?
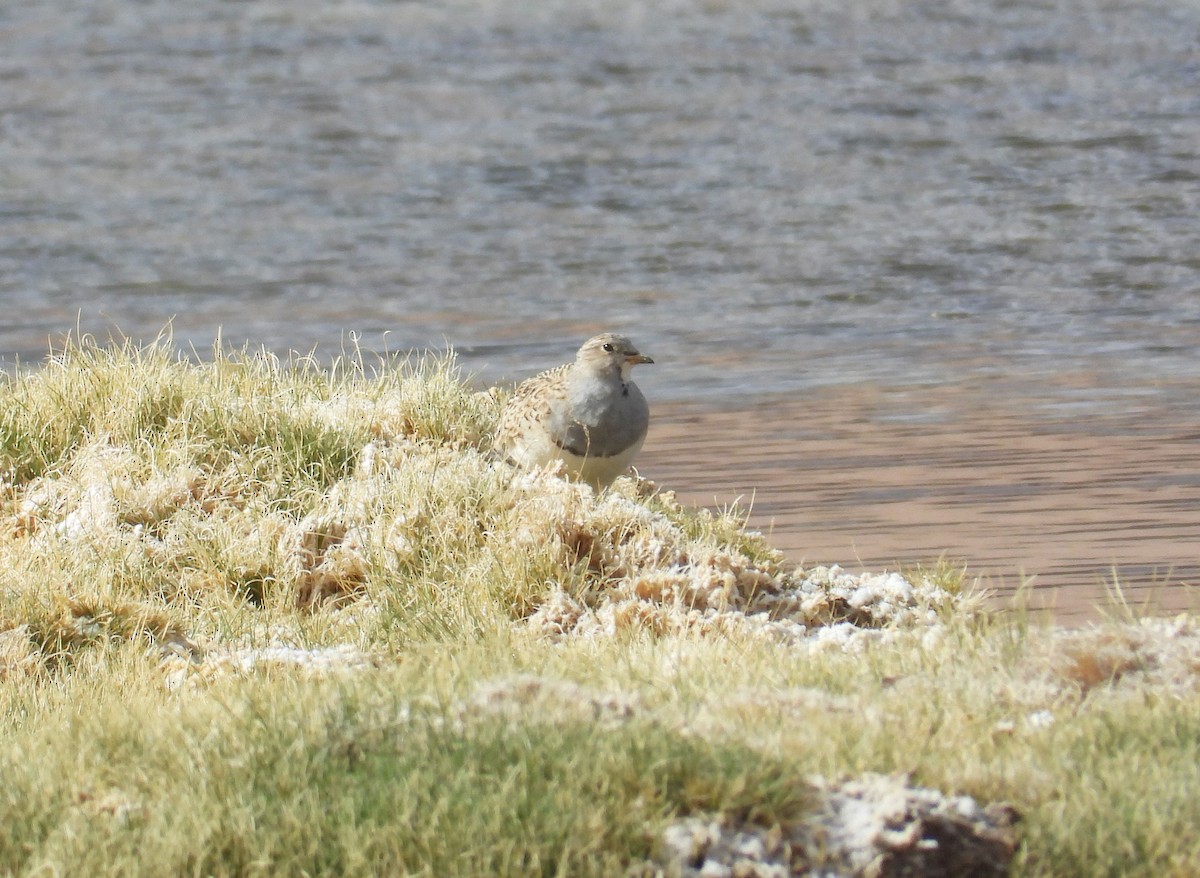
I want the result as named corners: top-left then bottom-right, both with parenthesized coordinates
top-left (0, 336), bottom-right (1196, 876)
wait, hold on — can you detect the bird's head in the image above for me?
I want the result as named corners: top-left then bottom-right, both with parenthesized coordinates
top-left (577, 333), bottom-right (654, 380)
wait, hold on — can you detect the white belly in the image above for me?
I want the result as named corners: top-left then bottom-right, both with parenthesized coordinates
top-left (508, 430), bottom-right (644, 489)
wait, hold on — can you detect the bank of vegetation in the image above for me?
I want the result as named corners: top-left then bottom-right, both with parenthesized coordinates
top-left (0, 338), bottom-right (1195, 876)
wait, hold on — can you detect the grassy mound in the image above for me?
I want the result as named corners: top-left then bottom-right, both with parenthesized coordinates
top-left (0, 338), bottom-right (1196, 877)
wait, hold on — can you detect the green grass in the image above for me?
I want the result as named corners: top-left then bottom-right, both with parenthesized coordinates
top-left (0, 647), bottom-right (810, 877)
top-left (0, 336), bottom-right (1197, 876)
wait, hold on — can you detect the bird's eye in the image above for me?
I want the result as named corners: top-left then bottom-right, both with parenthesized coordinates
top-left (602, 343), bottom-right (615, 352)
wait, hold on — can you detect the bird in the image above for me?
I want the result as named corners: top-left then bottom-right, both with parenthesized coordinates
top-left (495, 333), bottom-right (654, 489)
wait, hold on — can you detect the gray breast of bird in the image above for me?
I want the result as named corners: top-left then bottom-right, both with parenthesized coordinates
top-left (548, 370), bottom-right (649, 460)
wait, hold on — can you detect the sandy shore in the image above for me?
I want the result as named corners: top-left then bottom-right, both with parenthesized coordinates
top-left (639, 382), bottom-right (1199, 622)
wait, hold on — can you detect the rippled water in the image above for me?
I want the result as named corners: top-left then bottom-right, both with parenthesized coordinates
top-left (3, 0), bottom-right (1199, 404)
top-left (4, 0), bottom-right (1200, 611)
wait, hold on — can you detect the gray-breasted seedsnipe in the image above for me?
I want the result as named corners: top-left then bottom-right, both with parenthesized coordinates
top-left (495, 333), bottom-right (653, 489)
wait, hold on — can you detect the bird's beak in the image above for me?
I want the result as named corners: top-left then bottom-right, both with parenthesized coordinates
top-left (626, 354), bottom-right (654, 365)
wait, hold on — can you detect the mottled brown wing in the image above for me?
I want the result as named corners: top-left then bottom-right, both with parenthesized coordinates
top-left (494, 363), bottom-right (572, 455)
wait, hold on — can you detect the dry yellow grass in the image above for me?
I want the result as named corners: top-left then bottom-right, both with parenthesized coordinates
top-left (0, 336), bottom-right (1196, 877)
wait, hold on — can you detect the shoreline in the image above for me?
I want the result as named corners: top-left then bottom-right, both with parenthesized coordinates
top-left (1, 340), bottom-right (1197, 876)
top-left (640, 383), bottom-right (1200, 623)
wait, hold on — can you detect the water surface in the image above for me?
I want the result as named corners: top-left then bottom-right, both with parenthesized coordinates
top-left (4, 0), bottom-right (1198, 397)
top-left (3, 0), bottom-right (1200, 610)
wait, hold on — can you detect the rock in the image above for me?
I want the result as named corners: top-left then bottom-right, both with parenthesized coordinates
top-left (650, 773), bottom-right (1019, 878)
